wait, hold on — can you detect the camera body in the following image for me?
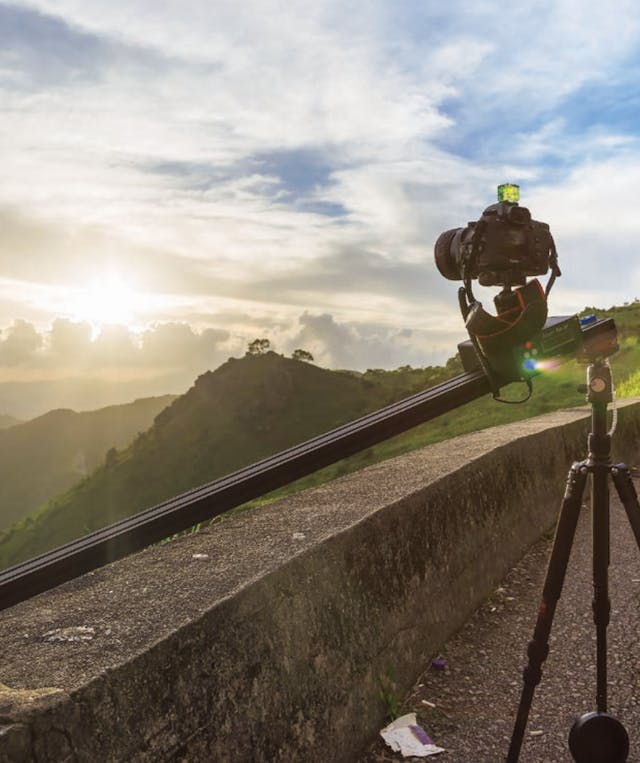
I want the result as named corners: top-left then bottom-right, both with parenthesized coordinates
top-left (433, 185), bottom-right (563, 386)
top-left (434, 200), bottom-right (554, 287)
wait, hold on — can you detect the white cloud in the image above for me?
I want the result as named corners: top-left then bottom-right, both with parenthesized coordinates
top-left (0, 309), bottom-right (462, 395)
top-left (2, 0), bottom-right (640, 396)
top-left (283, 311), bottom-right (460, 369)
top-left (443, 0), bottom-right (640, 111)
top-left (0, 319), bottom-right (42, 365)
top-left (0, 318), bottom-right (237, 379)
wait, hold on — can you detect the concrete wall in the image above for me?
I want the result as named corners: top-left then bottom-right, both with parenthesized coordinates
top-left (2, 400), bottom-right (640, 762)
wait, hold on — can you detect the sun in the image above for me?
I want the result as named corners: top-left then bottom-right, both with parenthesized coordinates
top-left (71, 275), bottom-right (137, 328)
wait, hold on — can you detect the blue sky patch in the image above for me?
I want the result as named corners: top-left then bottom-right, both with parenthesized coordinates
top-left (252, 149), bottom-right (334, 197)
top-left (0, 3), bottom-right (111, 87)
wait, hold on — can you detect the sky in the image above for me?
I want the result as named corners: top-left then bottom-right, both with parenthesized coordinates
top-left (2, 0), bottom-right (640, 415)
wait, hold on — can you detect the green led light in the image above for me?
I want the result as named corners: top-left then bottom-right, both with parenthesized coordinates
top-left (497, 183), bottom-right (520, 203)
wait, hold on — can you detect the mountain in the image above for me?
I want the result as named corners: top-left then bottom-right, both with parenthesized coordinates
top-left (0, 353), bottom-right (459, 568)
top-left (0, 395), bottom-right (176, 534)
top-left (0, 414), bottom-right (22, 430)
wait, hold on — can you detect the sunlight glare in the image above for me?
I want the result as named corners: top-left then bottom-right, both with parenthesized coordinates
top-left (71, 275), bottom-right (137, 329)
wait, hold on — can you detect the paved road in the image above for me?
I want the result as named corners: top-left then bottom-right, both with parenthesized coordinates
top-left (359, 476), bottom-right (640, 762)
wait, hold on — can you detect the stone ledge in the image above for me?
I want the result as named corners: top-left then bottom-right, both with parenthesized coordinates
top-left (1, 400), bottom-right (640, 762)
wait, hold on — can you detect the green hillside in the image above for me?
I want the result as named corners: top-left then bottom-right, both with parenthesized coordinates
top-left (0, 353), bottom-right (458, 568)
top-left (590, 301), bottom-right (640, 396)
top-left (244, 328), bottom-right (640, 515)
top-left (1, 302), bottom-right (639, 571)
top-left (0, 395), bottom-right (176, 533)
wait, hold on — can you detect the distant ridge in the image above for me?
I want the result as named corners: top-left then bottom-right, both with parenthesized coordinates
top-left (0, 395), bottom-right (176, 534)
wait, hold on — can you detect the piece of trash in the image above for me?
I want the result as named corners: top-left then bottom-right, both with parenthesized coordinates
top-left (431, 658), bottom-right (446, 670)
top-left (529, 729), bottom-right (544, 737)
top-left (421, 699), bottom-right (436, 708)
top-left (192, 553), bottom-right (209, 559)
top-left (380, 713), bottom-right (445, 757)
top-left (42, 626), bottom-right (95, 643)
top-left (292, 532), bottom-right (306, 540)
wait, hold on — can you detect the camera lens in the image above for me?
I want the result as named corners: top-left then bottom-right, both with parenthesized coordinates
top-left (434, 228), bottom-right (463, 280)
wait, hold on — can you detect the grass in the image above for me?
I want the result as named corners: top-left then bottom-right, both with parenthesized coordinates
top-left (232, 334), bottom-right (640, 521)
top-left (379, 666), bottom-right (413, 721)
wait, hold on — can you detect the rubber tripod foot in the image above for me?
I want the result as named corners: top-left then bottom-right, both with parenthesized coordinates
top-left (568, 711), bottom-right (629, 763)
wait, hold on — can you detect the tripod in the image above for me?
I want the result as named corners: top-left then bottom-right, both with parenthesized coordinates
top-left (507, 358), bottom-right (640, 763)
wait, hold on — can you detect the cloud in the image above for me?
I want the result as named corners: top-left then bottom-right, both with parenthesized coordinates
top-left (0, 319), bottom-right (234, 378)
top-left (0, 319), bottom-right (42, 365)
top-left (525, 156), bottom-right (640, 307)
top-left (49, 318), bottom-right (92, 359)
top-left (0, 309), bottom-right (462, 392)
top-left (140, 322), bottom-right (229, 367)
top-left (284, 311), bottom-right (460, 370)
top-left (2, 0), bottom-right (640, 393)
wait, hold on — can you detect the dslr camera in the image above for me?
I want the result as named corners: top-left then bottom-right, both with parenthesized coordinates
top-left (433, 184), bottom-right (562, 383)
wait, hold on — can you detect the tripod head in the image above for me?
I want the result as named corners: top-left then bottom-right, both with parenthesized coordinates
top-left (585, 360), bottom-right (614, 406)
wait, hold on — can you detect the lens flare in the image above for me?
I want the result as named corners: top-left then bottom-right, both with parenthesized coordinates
top-left (533, 359), bottom-right (563, 372)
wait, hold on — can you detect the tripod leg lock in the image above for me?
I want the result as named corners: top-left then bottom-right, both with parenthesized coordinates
top-left (565, 461), bottom-right (589, 497)
top-left (611, 463), bottom-right (637, 500)
top-left (522, 638), bottom-right (549, 687)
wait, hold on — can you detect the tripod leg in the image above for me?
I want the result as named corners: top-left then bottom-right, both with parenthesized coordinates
top-left (506, 462), bottom-right (588, 763)
top-left (611, 463), bottom-right (640, 550)
top-left (592, 459), bottom-right (611, 713)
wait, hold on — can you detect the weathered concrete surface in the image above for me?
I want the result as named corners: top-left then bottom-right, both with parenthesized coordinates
top-left (1, 400), bottom-right (640, 762)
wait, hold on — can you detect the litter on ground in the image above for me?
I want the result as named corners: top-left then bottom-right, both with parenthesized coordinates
top-left (379, 713), bottom-right (445, 757)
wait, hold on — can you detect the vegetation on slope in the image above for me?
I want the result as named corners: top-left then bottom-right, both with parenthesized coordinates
top-left (241, 350), bottom-right (635, 512)
top-left (0, 353), bottom-right (461, 567)
top-left (0, 395), bottom-right (176, 533)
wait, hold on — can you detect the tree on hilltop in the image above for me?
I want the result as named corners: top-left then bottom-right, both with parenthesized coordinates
top-left (292, 348), bottom-right (314, 362)
top-left (246, 338), bottom-right (271, 356)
